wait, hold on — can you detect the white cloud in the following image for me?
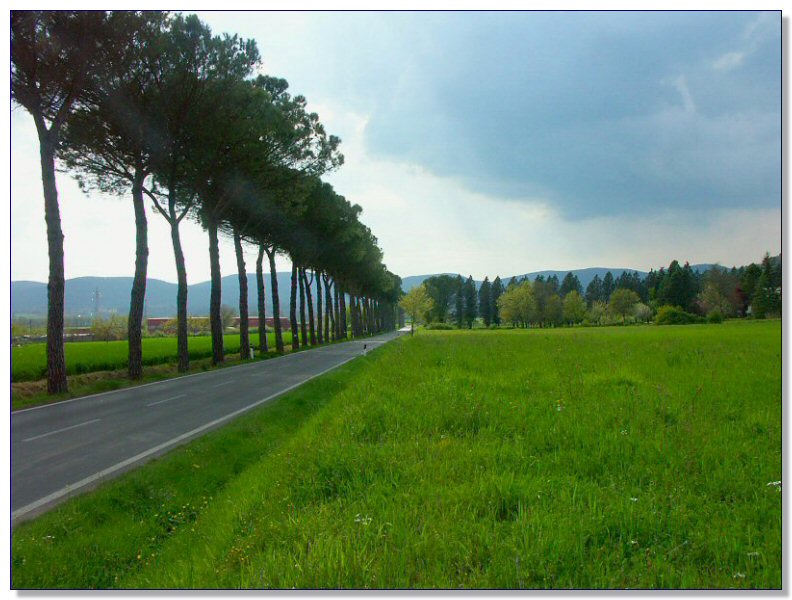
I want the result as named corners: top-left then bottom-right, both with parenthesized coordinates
top-left (744, 11), bottom-right (778, 47)
top-left (712, 51), bottom-right (745, 71)
top-left (711, 11), bottom-right (778, 72)
top-left (672, 75), bottom-right (696, 114)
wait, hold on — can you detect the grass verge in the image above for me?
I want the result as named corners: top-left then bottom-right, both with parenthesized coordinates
top-left (12, 321), bottom-right (781, 588)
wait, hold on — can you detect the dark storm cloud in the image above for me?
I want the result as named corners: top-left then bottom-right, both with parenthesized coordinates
top-left (359, 11), bottom-right (780, 218)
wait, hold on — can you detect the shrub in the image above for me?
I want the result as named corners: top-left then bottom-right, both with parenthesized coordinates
top-left (655, 305), bottom-right (705, 325)
top-left (487, 323), bottom-right (500, 330)
top-left (91, 314), bottom-right (127, 341)
top-left (425, 322), bottom-right (454, 330)
top-left (587, 301), bottom-right (607, 325)
top-left (707, 309), bottom-right (725, 324)
top-left (633, 302), bottom-right (654, 323)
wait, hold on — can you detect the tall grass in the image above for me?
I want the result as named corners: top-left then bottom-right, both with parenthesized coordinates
top-left (12, 321), bottom-right (781, 588)
top-left (12, 332), bottom-right (294, 382)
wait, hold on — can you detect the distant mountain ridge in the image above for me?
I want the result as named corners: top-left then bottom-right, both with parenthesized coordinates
top-left (12, 273), bottom-right (309, 318)
top-left (12, 263), bottom-right (720, 317)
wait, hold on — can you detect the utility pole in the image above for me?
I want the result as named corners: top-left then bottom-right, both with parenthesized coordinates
top-left (93, 286), bottom-right (101, 318)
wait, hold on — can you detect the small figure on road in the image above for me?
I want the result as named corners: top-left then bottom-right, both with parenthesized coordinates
top-left (363, 343), bottom-right (368, 356)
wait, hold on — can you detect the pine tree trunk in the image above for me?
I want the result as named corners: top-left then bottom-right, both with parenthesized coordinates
top-left (359, 297), bottom-right (365, 337)
top-left (37, 130), bottom-right (68, 394)
top-left (324, 275), bottom-right (333, 342)
top-left (127, 169), bottom-right (148, 380)
top-left (207, 215), bottom-right (224, 365)
top-left (298, 267), bottom-right (308, 346)
top-left (356, 297), bottom-right (362, 336)
top-left (333, 282), bottom-right (341, 339)
top-left (169, 213), bottom-right (189, 373)
top-left (361, 297), bottom-right (366, 336)
top-left (303, 269), bottom-right (317, 346)
top-left (256, 246), bottom-right (268, 353)
top-left (348, 294), bottom-right (355, 337)
top-left (233, 228), bottom-right (250, 360)
top-left (339, 287), bottom-right (347, 338)
top-left (266, 247), bottom-right (284, 353)
top-left (349, 294), bottom-right (360, 338)
top-left (316, 270), bottom-right (324, 344)
top-left (290, 263), bottom-right (299, 350)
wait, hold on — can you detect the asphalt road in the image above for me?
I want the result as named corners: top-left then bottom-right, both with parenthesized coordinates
top-left (12, 331), bottom-right (402, 525)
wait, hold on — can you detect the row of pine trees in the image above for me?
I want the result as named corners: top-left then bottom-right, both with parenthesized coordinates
top-left (12, 11), bottom-right (401, 394)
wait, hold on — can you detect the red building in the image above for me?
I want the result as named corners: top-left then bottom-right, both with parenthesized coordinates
top-left (234, 316), bottom-right (291, 329)
top-left (146, 317), bottom-right (171, 333)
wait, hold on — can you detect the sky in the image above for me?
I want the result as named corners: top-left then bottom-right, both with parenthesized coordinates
top-left (10, 10), bottom-right (782, 284)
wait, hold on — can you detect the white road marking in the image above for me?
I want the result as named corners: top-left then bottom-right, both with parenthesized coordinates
top-left (23, 419), bottom-right (101, 442)
top-left (147, 394), bottom-right (186, 407)
top-left (11, 354), bottom-right (361, 524)
top-left (212, 381), bottom-right (234, 388)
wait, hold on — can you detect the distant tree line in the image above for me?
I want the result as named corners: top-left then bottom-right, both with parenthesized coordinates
top-left (412, 253), bottom-right (781, 329)
top-left (12, 11), bottom-right (402, 394)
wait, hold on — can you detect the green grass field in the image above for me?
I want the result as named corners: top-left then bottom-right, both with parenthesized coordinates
top-left (12, 321), bottom-right (781, 589)
top-left (12, 332), bottom-right (295, 382)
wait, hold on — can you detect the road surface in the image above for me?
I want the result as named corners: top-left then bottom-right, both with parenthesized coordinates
top-left (12, 331), bottom-right (402, 525)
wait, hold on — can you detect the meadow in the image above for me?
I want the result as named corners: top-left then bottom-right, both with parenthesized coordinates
top-left (11, 321), bottom-right (781, 589)
top-left (12, 331), bottom-right (295, 382)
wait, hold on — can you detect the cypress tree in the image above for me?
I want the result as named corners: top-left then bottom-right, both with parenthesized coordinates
top-left (754, 253), bottom-right (781, 317)
top-left (478, 277), bottom-right (492, 326)
top-left (602, 271), bottom-right (615, 302)
top-left (491, 276), bottom-right (504, 325)
top-left (585, 275), bottom-right (602, 306)
top-left (546, 274), bottom-right (560, 295)
top-left (455, 275), bottom-right (464, 328)
top-left (559, 272), bottom-right (583, 298)
top-left (463, 275), bottom-right (477, 328)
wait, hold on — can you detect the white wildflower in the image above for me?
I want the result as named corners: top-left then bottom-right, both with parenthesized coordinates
top-left (733, 572), bottom-right (745, 579)
top-left (767, 480), bottom-right (781, 490)
top-left (354, 514), bottom-right (372, 526)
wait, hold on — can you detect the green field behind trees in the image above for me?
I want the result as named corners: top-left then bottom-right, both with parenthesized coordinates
top-left (12, 332), bottom-right (294, 382)
top-left (12, 321), bottom-right (781, 589)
